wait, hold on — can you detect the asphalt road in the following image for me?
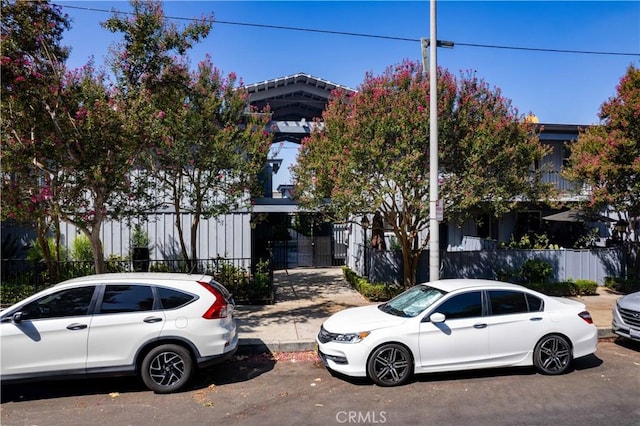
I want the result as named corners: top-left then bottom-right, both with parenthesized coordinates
top-left (2, 340), bottom-right (639, 426)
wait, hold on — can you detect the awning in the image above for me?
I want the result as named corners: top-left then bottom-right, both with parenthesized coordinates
top-left (542, 210), bottom-right (614, 223)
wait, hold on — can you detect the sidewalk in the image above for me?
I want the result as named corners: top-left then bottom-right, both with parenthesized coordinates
top-left (235, 268), bottom-right (619, 353)
top-left (236, 268), bottom-right (369, 353)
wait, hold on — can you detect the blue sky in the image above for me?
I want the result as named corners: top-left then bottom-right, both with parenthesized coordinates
top-left (55, 1), bottom-right (639, 187)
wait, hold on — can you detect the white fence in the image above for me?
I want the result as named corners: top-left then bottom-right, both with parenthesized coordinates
top-left (363, 247), bottom-right (624, 285)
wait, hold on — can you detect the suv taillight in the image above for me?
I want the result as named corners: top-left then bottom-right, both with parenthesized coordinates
top-left (199, 281), bottom-right (228, 319)
top-left (578, 311), bottom-right (593, 324)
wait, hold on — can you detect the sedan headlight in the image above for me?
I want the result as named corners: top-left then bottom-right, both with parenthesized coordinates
top-left (333, 331), bottom-right (370, 343)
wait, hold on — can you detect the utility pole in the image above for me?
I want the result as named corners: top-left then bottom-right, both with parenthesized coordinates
top-left (422, 0), bottom-right (453, 282)
top-left (428, 0), bottom-right (439, 282)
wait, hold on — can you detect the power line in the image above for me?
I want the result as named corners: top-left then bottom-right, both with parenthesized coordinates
top-left (57, 4), bottom-right (640, 58)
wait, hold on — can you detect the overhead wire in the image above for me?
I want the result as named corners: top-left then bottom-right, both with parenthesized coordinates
top-left (56, 3), bottom-right (639, 58)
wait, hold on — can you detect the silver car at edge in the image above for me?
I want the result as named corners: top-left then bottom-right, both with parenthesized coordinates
top-left (612, 291), bottom-right (640, 342)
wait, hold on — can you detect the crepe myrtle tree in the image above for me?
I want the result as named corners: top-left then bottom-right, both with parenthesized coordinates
top-left (50, 64), bottom-right (157, 274)
top-left (563, 65), bottom-right (640, 279)
top-left (1, 0), bottom-right (71, 277)
top-left (293, 60), bottom-right (552, 287)
top-left (146, 56), bottom-right (273, 270)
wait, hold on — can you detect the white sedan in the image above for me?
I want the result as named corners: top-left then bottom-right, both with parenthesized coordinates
top-left (317, 279), bottom-right (598, 386)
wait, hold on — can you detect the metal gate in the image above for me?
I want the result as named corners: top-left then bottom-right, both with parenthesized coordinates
top-left (253, 213), bottom-right (345, 270)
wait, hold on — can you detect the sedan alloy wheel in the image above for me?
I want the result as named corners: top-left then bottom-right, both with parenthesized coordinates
top-left (533, 334), bottom-right (572, 375)
top-left (367, 343), bottom-right (413, 386)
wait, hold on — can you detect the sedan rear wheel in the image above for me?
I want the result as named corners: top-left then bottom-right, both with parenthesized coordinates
top-left (533, 334), bottom-right (572, 375)
top-left (367, 343), bottom-right (413, 387)
top-left (141, 344), bottom-right (193, 393)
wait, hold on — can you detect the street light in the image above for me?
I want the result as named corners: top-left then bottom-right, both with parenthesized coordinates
top-left (361, 215), bottom-right (370, 277)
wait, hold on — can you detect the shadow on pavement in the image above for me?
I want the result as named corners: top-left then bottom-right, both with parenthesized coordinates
top-left (1, 346), bottom-right (277, 403)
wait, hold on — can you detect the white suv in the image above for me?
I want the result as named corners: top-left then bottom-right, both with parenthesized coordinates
top-left (1, 273), bottom-right (238, 393)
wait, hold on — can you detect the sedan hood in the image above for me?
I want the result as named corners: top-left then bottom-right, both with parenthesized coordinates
top-left (322, 304), bottom-right (407, 333)
top-left (618, 291), bottom-right (640, 311)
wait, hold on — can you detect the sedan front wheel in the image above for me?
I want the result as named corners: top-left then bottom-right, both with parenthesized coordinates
top-left (533, 334), bottom-right (572, 375)
top-left (367, 343), bottom-right (413, 386)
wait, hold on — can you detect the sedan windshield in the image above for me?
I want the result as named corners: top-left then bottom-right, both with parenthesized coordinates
top-left (379, 285), bottom-right (446, 317)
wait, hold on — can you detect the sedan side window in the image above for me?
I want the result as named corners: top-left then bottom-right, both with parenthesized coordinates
top-left (99, 285), bottom-right (154, 314)
top-left (434, 291), bottom-right (483, 320)
top-left (489, 290), bottom-right (529, 315)
top-left (525, 293), bottom-right (544, 312)
top-left (19, 286), bottom-right (96, 320)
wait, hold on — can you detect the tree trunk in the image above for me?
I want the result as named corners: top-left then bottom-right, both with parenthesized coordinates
top-left (88, 229), bottom-right (105, 274)
top-left (190, 212), bottom-right (200, 272)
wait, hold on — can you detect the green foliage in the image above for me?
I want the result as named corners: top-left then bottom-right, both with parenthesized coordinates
top-left (71, 234), bottom-right (93, 262)
top-left (27, 237), bottom-right (68, 262)
top-left (521, 279), bottom-right (598, 297)
top-left (0, 281), bottom-right (39, 306)
top-left (501, 233), bottom-right (557, 250)
top-left (342, 266), bottom-right (403, 301)
top-left (105, 254), bottom-right (130, 273)
top-left (294, 60), bottom-right (552, 287)
top-left (131, 224), bottom-right (151, 249)
top-left (520, 259), bottom-right (553, 284)
top-left (572, 279), bottom-right (599, 295)
top-left (605, 276), bottom-right (640, 293)
top-left (149, 262), bottom-right (172, 272)
top-left (209, 260), bottom-right (273, 303)
top-left (563, 65), bottom-right (640, 247)
top-left (574, 227), bottom-right (600, 249)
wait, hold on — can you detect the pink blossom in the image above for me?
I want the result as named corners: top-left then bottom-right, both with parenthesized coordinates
top-left (156, 111), bottom-right (166, 119)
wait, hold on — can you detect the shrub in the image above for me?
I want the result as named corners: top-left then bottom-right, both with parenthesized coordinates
top-left (520, 259), bottom-right (553, 284)
top-left (573, 279), bottom-right (598, 296)
top-left (71, 234), bottom-right (93, 262)
top-left (605, 277), bottom-right (640, 294)
top-left (342, 266), bottom-right (403, 301)
top-left (209, 260), bottom-right (273, 303)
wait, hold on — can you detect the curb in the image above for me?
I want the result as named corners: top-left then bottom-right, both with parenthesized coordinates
top-left (238, 339), bottom-right (316, 354)
top-left (238, 328), bottom-right (617, 354)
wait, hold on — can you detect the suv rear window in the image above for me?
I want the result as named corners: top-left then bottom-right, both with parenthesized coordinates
top-left (157, 287), bottom-right (196, 309)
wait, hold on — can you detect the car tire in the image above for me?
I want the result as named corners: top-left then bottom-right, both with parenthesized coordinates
top-left (140, 344), bottom-right (194, 393)
top-left (533, 334), bottom-right (573, 375)
top-left (367, 343), bottom-right (413, 387)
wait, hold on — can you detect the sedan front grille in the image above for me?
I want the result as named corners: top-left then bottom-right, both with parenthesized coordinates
top-left (619, 307), bottom-right (640, 328)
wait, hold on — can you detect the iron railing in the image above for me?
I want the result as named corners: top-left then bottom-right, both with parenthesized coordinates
top-left (1, 256), bottom-right (274, 306)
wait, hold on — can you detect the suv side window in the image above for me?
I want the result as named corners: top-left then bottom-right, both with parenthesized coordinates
top-left (157, 286), bottom-right (196, 309)
top-left (489, 290), bottom-right (529, 315)
top-left (99, 285), bottom-right (154, 314)
top-left (434, 291), bottom-right (483, 319)
top-left (20, 286), bottom-right (96, 320)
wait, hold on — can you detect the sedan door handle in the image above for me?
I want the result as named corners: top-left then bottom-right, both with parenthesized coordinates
top-left (143, 316), bottom-right (163, 323)
top-left (66, 323), bottom-right (88, 330)
top-left (473, 323), bottom-right (488, 329)
top-left (530, 317), bottom-right (543, 321)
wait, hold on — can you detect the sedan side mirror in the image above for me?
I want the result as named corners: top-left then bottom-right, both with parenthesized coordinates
top-left (429, 312), bottom-right (446, 323)
top-left (12, 312), bottom-right (23, 323)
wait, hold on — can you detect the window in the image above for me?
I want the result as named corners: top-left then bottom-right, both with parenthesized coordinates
top-left (158, 287), bottom-right (196, 310)
top-left (525, 293), bottom-right (544, 312)
top-left (489, 291), bottom-right (528, 315)
top-left (99, 285), bottom-right (154, 314)
top-left (20, 286), bottom-right (96, 320)
top-left (434, 291), bottom-right (483, 320)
